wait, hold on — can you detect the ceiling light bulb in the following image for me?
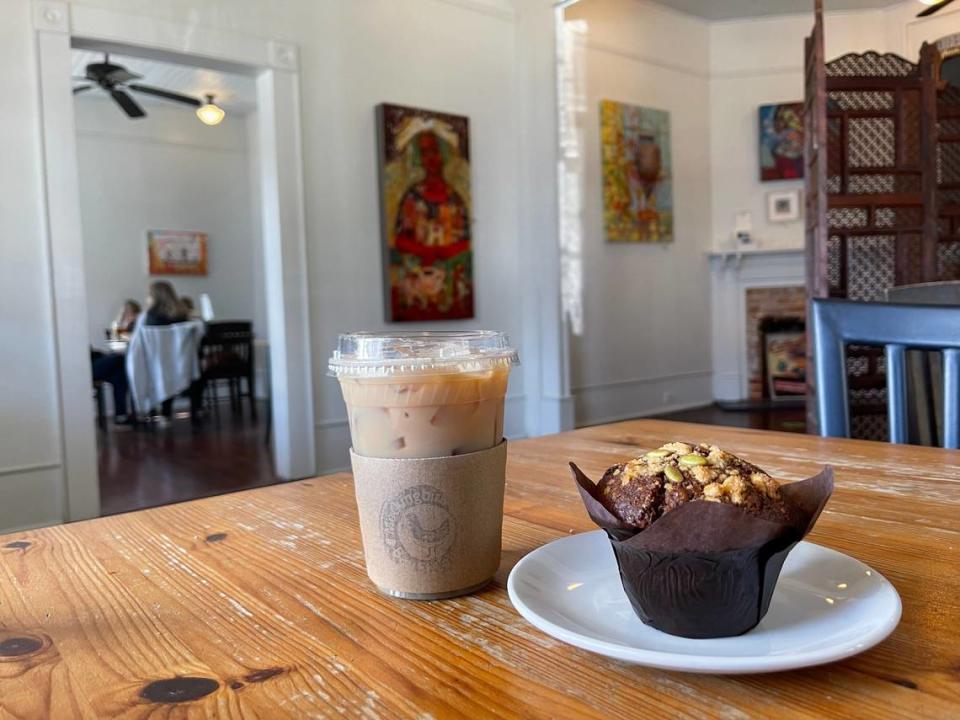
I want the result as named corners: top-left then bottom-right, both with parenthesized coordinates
top-left (196, 94), bottom-right (225, 126)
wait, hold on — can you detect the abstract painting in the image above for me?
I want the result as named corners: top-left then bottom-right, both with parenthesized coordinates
top-left (600, 100), bottom-right (673, 243)
top-left (147, 230), bottom-right (207, 276)
top-left (377, 103), bottom-right (474, 322)
top-left (759, 103), bottom-right (804, 181)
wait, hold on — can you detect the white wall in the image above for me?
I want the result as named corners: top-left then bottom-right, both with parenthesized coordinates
top-left (298, 0), bottom-right (528, 467)
top-left (74, 98), bottom-right (265, 347)
top-left (709, 1), bottom-right (960, 253)
top-left (1, 0), bottom-right (546, 530)
top-left (0, 0), bottom-right (66, 531)
top-left (563, 0), bottom-right (714, 426)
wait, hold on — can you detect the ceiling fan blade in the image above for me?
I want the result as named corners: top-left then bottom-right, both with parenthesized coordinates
top-left (110, 88), bottom-right (146, 118)
top-left (105, 68), bottom-right (142, 84)
top-left (127, 83), bottom-right (201, 107)
top-left (73, 84), bottom-right (93, 95)
top-left (917, 0), bottom-right (956, 17)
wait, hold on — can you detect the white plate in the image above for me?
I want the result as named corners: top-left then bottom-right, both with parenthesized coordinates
top-left (507, 530), bottom-right (901, 674)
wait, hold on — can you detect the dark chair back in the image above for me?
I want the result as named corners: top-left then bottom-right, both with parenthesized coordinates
top-left (887, 281), bottom-right (960, 305)
top-left (811, 298), bottom-right (960, 448)
top-left (200, 321), bottom-right (254, 380)
top-left (886, 281), bottom-right (960, 446)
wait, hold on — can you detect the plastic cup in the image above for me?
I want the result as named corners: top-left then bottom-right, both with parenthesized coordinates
top-left (329, 330), bottom-right (518, 599)
top-left (328, 331), bottom-right (518, 458)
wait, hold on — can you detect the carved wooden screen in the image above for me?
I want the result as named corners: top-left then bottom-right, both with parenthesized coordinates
top-left (933, 36), bottom-right (960, 280)
top-left (803, 2), bottom-right (827, 432)
top-left (804, 26), bottom-right (959, 441)
top-left (824, 51), bottom-right (928, 439)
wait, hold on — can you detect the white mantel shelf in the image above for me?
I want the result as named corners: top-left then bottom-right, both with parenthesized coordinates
top-left (706, 245), bottom-right (804, 262)
top-left (706, 246), bottom-right (804, 256)
top-left (710, 247), bottom-right (806, 402)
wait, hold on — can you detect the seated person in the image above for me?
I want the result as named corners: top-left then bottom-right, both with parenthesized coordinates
top-left (112, 299), bottom-right (141, 340)
top-left (90, 353), bottom-right (130, 426)
top-left (145, 280), bottom-right (189, 326)
top-left (92, 299), bottom-right (141, 426)
top-left (180, 296), bottom-right (200, 319)
top-left (141, 280), bottom-right (201, 422)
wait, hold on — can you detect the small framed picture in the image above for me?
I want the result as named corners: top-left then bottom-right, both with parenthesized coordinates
top-left (767, 190), bottom-right (801, 223)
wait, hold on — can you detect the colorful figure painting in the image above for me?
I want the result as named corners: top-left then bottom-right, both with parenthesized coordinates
top-left (377, 103), bottom-right (474, 322)
top-left (759, 103), bottom-right (804, 181)
top-left (600, 100), bottom-right (673, 243)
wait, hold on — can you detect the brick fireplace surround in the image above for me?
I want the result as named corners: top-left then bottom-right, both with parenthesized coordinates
top-left (710, 248), bottom-right (807, 403)
top-left (745, 286), bottom-right (806, 399)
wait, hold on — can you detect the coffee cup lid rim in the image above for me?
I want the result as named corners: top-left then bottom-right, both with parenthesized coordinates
top-left (328, 330), bottom-right (519, 377)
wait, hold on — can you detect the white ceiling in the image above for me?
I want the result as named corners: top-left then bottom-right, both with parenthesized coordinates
top-left (647, 0), bottom-right (900, 21)
top-left (71, 49), bottom-right (257, 113)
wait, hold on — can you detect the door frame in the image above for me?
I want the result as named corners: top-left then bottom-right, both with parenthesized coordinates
top-left (33, 0), bottom-right (316, 521)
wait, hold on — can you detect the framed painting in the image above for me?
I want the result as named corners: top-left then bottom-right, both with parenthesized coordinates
top-left (377, 103), bottom-right (474, 322)
top-left (759, 102), bottom-right (804, 181)
top-left (147, 230), bottom-right (207, 276)
top-left (767, 189), bottom-right (802, 223)
top-left (600, 100), bottom-right (673, 243)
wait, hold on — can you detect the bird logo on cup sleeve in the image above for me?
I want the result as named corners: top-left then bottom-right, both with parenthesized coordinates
top-left (380, 485), bottom-right (455, 569)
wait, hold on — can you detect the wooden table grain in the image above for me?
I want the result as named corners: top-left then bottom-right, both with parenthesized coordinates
top-left (1, 420), bottom-right (958, 718)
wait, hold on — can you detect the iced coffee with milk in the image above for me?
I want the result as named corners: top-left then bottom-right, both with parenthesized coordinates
top-left (330, 331), bottom-right (515, 458)
top-left (329, 331), bottom-right (518, 599)
top-left (337, 369), bottom-right (509, 458)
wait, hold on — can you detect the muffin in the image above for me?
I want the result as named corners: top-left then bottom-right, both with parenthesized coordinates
top-left (597, 442), bottom-right (803, 530)
top-left (572, 443), bottom-right (834, 638)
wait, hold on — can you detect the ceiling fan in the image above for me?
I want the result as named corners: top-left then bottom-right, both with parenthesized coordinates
top-left (917, 0), bottom-right (956, 18)
top-left (72, 53), bottom-right (200, 119)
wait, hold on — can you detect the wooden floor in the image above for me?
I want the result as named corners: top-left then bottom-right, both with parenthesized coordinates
top-left (97, 401), bottom-right (276, 516)
top-left (96, 402), bottom-right (801, 517)
top-left (653, 403), bottom-right (807, 434)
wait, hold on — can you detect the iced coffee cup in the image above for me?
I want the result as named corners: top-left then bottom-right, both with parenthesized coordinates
top-left (329, 331), bottom-right (518, 599)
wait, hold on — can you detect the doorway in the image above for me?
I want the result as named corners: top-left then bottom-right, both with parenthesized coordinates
top-left (34, 7), bottom-right (316, 521)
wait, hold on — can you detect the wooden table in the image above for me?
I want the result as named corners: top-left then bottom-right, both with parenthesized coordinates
top-left (1, 420), bottom-right (958, 718)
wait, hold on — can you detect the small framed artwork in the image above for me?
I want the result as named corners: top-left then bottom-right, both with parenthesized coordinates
top-left (767, 190), bottom-right (801, 223)
top-left (758, 102), bottom-right (804, 181)
top-left (147, 230), bottom-right (208, 275)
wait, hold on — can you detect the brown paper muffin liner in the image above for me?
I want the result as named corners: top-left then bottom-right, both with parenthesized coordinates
top-left (571, 462), bottom-right (834, 639)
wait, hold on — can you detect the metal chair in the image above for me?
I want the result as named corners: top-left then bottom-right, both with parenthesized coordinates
top-left (886, 281), bottom-right (960, 446)
top-left (887, 280), bottom-right (960, 305)
top-left (810, 298), bottom-right (960, 448)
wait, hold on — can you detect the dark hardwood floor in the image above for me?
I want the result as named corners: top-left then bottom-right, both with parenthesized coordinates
top-left (652, 403), bottom-right (807, 434)
top-left (96, 400), bottom-right (802, 517)
top-left (97, 401), bottom-right (276, 516)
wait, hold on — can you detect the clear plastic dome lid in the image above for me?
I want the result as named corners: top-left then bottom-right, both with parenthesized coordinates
top-left (328, 330), bottom-right (519, 377)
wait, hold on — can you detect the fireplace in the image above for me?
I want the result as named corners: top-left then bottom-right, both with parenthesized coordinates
top-left (745, 287), bottom-right (806, 401)
top-left (709, 248), bottom-right (807, 404)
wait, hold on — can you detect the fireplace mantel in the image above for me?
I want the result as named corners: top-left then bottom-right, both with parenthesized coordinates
top-left (708, 247), bottom-right (805, 401)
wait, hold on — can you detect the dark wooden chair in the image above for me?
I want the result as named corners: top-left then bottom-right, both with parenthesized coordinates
top-left (811, 298), bottom-right (960, 448)
top-left (200, 321), bottom-right (257, 420)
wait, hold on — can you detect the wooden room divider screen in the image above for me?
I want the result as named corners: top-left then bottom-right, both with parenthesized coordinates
top-left (804, 4), bottom-right (960, 439)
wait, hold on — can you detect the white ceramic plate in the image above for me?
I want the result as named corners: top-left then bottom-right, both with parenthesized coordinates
top-left (507, 530), bottom-right (901, 674)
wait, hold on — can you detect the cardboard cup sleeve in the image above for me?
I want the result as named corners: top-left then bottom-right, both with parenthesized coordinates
top-left (572, 462), bottom-right (834, 638)
top-left (351, 441), bottom-right (508, 598)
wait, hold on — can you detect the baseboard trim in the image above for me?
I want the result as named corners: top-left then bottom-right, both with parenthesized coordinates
top-left (576, 399), bottom-right (711, 429)
top-left (0, 461), bottom-right (61, 479)
top-left (573, 371), bottom-right (713, 429)
top-left (572, 369), bottom-right (712, 392)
